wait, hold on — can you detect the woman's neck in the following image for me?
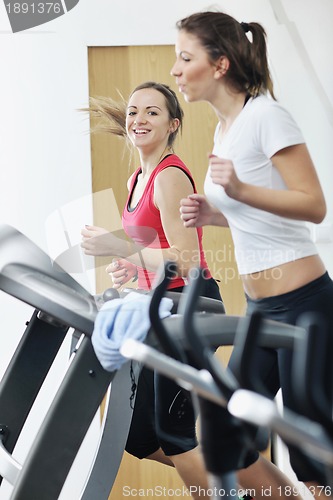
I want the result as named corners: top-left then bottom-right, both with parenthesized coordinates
top-left (138, 145), bottom-right (172, 176)
top-left (212, 88), bottom-right (249, 136)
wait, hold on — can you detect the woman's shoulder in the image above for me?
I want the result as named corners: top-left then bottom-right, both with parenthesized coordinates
top-left (157, 154), bottom-right (192, 175)
top-left (249, 94), bottom-right (293, 119)
top-left (155, 155), bottom-right (195, 187)
top-left (159, 153), bottom-right (188, 168)
top-left (248, 95), bottom-right (304, 153)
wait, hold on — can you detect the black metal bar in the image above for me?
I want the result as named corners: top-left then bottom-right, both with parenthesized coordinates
top-left (292, 312), bottom-right (333, 435)
top-left (10, 335), bottom-right (114, 500)
top-left (231, 310), bottom-right (271, 397)
top-left (0, 310), bottom-right (68, 456)
top-left (149, 262), bottom-right (185, 361)
top-left (148, 313), bottom-right (302, 352)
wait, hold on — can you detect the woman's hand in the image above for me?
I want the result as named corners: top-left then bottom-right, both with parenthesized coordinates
top-left (180, 193), bottom-right (226, 228)
top-left (106, 259), bottom-right (138, 290)
top-left (209, 155), bottom-right (243, 199)
top-left (81, 225), bottom-right (121, 256)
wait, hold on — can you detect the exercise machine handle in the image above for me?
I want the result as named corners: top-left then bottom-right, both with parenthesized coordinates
top-left (148, 261), bottom-right (186, 362)
top-left (181, 269), bottom-right (237, 401)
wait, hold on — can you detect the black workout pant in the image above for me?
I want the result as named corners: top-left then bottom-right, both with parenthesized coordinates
top-left (227, 272), bottom-right (333, 483)
top-left (125, 277), bottom-right (222, 458)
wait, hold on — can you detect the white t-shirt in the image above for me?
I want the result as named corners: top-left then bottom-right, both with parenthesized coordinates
top-left (204, 94), bottom-right (317, 275)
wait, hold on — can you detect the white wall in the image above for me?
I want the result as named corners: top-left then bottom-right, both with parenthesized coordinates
top-left (0, 0), bottom-right (332, 497)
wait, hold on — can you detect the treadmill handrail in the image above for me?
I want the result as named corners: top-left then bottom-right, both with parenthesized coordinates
top-left (122, 339), bottom-right (333, 469)
top-left (0, 224), bottom-right (97, 334)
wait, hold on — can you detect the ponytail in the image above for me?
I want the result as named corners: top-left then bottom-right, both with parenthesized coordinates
top-left (241, 21), bottom-right (276, 99)
top-left (177, 11), bottom-right (276, 99)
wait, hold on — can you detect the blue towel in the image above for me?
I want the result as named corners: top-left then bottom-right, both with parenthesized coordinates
top-left (91, 291), bottom-right (173, 371)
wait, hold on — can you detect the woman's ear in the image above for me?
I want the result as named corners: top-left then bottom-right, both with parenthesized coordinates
top-left (214, 56), bottom-right (230, 79)
top-left (169, 118), bottom-right (180, 133)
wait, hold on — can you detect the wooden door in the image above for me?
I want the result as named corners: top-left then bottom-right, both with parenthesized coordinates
top-left (87, 44), bottom-right (246, 499)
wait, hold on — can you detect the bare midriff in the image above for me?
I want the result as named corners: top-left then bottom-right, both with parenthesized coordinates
top-left (242, 254), bottom-right (326, 300)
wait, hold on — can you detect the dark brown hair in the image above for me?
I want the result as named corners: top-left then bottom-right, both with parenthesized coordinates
top-left (176, 11), bottom-right (276, 99)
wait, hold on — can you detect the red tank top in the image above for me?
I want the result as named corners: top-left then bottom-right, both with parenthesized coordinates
top-left (122, 154), bottom-right (211, 290)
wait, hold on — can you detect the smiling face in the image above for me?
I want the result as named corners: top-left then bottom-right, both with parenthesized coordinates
top-left (171, 30), bottom-right (220, 103)
top-left (126, 88), bottom-right (177, 153)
